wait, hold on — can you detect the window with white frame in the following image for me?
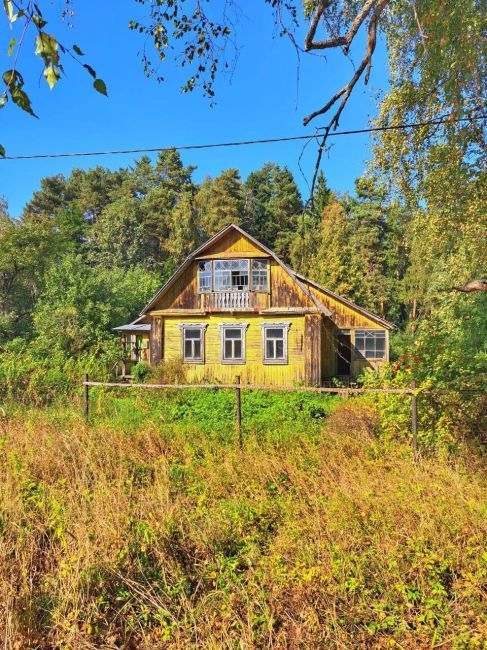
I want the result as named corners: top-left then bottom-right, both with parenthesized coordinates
top-left (214, 260), bottom-right (249, 291)
top-left (220, 323), bottom-right (248, 363)
top-left (354, 329), bottom-right (386, 359)
top-left (179, 324), bottom-right (207, 362)
top-left (251, 259), bottom-right (269, 291)
top-left (261, 322), bottom-right (291, 364)
top-left (198, 261), bottom-right (211, 292)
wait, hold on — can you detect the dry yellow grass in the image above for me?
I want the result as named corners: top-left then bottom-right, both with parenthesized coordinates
top-left (0, 398), bottom-right (486, 648)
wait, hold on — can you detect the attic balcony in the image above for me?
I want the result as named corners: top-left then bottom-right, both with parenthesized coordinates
top-left (203, 290), bottom-right (268, 312)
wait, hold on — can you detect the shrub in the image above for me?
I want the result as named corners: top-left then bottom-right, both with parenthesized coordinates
top-left (131, 361), bottom-right (149, 383)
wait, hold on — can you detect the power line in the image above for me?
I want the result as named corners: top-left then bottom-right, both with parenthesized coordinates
top-left (1, 114), bottom-right (485, 161)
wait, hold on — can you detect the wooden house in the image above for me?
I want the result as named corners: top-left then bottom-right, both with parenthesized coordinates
top-left (115, 224), bottom-right (393, 385)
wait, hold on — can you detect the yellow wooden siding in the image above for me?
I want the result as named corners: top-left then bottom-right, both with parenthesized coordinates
top-left (152, 265), bottom-right (199, 311)
top-left (163, 314), bottom-right (306, 386)
top-left (201, 229), bottom-right (265, 256)
top-left (306, 284), bottom-right (384, 329)
top-left (269, 260), bottom-right (315, 309)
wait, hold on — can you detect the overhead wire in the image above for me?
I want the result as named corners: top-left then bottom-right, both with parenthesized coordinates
top-left (0, 114), bottom-right (485, 160)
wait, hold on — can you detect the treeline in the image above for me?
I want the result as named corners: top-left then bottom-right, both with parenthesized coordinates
top-left (1, 150), bottom-right (412, 340)
top-left (0, 149), bottom-right (485, 406)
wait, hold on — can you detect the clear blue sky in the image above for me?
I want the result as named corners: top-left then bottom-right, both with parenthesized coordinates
top-left (0, 1), bottom-right (389, 217)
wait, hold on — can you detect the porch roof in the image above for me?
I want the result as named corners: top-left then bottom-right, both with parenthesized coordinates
top-left (113, 322), bottom-right (151, 332)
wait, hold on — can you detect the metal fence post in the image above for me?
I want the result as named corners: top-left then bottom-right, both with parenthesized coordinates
top-left (235, 375), bottom-right (242, 448)
top-left (411, 380), bottom-right (418, 459)
top-left (83, 373), bottom-right (89, 419)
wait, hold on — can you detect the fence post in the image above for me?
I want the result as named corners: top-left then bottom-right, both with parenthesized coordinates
top-left (235, 375), bottom-right (242, 448)
top-left (83, 373), bottom-right (89, 419)
top-left (411, 380), bottom-right (418, 459)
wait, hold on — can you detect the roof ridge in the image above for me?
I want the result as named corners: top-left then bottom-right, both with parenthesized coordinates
top-left (140, 223), bottom-right (332, 317)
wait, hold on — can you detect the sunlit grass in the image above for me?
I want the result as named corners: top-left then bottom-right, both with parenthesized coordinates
top-left (0, 393), bottom-right (486, 648)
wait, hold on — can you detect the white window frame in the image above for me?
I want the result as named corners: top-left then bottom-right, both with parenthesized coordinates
top-left (354, 329), bottom-right (387, 360)
top-left (198, 261), bottom-right (212, 293)
top-left (219, 322), bottom-right (249, 364)
top-left (251, 259), bottom-right (270, 292)
top-left (213, 259), bottom-right (250, 292)
top-left (179, 323), bottom-right (207, 364)
top-left (261, 322), bottom-right (291, 365)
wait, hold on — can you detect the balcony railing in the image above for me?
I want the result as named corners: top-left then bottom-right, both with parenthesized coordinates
top-left (208, 291), bottom-right (251, 310)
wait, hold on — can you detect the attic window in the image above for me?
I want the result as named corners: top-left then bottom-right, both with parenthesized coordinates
top-left (355, 330), bottom-right (386, 360)
top-left (251, 259), bottom-right (269, 291)
top-left (198, 261), bottom-right (211, 292)
top-left (214, 260), bottom-right (249, 291)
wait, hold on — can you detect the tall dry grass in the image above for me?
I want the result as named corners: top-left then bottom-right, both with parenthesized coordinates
top-left (0, 399), bottom-right (486, 648)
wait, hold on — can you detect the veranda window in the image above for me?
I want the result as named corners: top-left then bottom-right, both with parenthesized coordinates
top-left (214, 260), bottom-right (249, 291)
top-left (354, 330), bottom-right (386, 359)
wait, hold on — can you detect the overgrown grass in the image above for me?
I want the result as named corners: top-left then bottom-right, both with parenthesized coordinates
top-left (0, 392), bottom-right (486, 648)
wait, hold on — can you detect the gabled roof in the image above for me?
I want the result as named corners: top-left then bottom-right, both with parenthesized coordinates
top-left (139, 223), bottom-right (393, 329)
top-left (293, 272), bottom-right (395, 330)
top-left (140, 223), bottom-right (332, 317)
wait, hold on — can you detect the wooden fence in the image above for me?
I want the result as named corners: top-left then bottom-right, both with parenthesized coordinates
top-left (82, 374), bottom-right (485, 456)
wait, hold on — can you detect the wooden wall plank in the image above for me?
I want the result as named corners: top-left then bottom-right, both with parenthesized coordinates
top-left (304, 313), bottom-right (322, 386)
top-left (149, 316), bottom-right (163, 365)
top-left (161, 314), bottom-right (306, 386)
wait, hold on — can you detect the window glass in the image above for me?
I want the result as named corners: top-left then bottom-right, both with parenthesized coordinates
top-left (263, 326), bottom-right (287, 362)
top-left (276, 339), bottom-right (284, 358)
top-left (183, 328), bottom-right (204, 361)
top-left (355, 330), bottom-right (386, 359)
top-left (222, 327), bottom-right (244, 361)
top-left (198, 261), bottom-right (211, 292)
top-left (214, 259), bottom-right (249, 291)
top-left (251, 259), bottom-right (269, 291)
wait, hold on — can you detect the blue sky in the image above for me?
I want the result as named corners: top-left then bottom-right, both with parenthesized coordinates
top-left (0, 1), bottom-right (389, 217)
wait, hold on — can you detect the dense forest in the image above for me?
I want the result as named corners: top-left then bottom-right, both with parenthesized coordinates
top-left (0, 144), bottom-right (485, 407)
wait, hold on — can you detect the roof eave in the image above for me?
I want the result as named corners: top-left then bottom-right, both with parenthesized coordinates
top-left (294, 273), bottom-right (395, 330)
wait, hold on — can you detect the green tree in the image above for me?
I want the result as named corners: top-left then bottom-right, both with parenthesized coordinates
top-left (33, 254), bottom-right (160, 356)
top-left (196, 169), bottom-right (244, 236)
top-left (244, 163), bottom-right (302, 261)
top-left (139, 150), bottom-right (196, 267)
top-left (347, 177), bottom-right (389, 317)
top-left (306, 196), bottom-right (354, 296)
top-left (89, 197), bottom-right (146, 270)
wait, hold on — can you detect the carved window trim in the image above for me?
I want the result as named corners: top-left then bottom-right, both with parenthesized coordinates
top-left (261, 322), bottom-right (291, 365)
top-left (179, 323), bottom-right (208, 364)
top-left (219, 322), bottom-right (249, 364)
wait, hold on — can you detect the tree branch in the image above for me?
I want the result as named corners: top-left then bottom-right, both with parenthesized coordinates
top-left (305, 0), bottom-right (380, 54)
top-left (304, 0), bottom-right (390, 203)
top-left (450, 280), bottom-right (487, 293)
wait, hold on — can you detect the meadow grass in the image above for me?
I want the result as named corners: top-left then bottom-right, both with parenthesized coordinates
top-left (0, 390), bottom-right (486, 648)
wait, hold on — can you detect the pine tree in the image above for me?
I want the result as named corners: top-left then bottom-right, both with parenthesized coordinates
top-left (347, 177), bottom-right (389, 317)
top-left (312, 170), bottom-right (332, 217)
top-left (309, 196), bottom-right (354, 295)
top-left (196, 169), bottom-right (244, 236)
top-left (244, 163), bottom-right (302, 261)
